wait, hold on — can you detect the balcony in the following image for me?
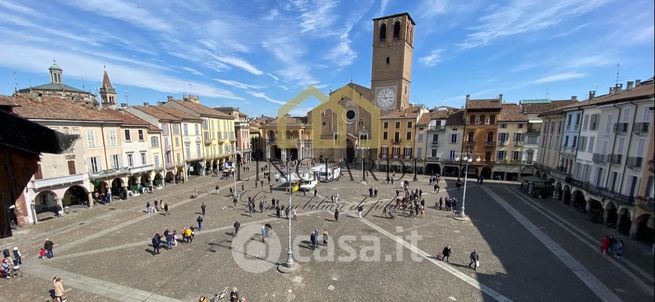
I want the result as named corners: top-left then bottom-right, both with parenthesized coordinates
top-left (632, 122), bottom-right (649, 135)
top-left (498, 140), bottom-right (508, 146)
top-left (427, 156), bottom-right (440, 162)
top-left (32, 174), bottom-right (85, 190)
top-left (129, 164), bottom-right (154, 174)
top-left (626, 156), bottom-right (642, 169)
top-left (428, 125), bottom-right (446, 131)
top-left (431, 141), bottom-right (440, 146)
top-left (592, 153), bottom-right (610, 164)
top-left (568, 179), bottom-right (635, 206)
top-left (614, 122), bottom-right (629, 133)
top-left (203, 131), bottom-right (212, 144)
top-left (89, 167), bottom-right (129, 180)
top-left (485, 140), bottom-right (496, 147)
top-left (465, 140), bottom-right (475, 146)
top-left (514, 141), bottom-right (524, 146)
top-left (609, 154), bottom-right (622, 164)
top-left (526, 127), bottom-right (540, 134)
top-left (392, 139), bottom-right (402, 145)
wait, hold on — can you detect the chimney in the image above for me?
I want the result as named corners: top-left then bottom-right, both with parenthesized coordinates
top-left (157, 101), bottom-right (165, 106)
top-left (626, 81), bottom-right (634, 90)
top-left (609, 86), bottom-right (614, 94)
top-left (167, 96), bottom-right (174, 101)
top-left (615, 83), bottom-right (623, 92)
top-left (120, 103), bottom-right (128, 108)
top-left (465, 94), bottom-right (470, 102)
top-left (571, 96), bottom-right (577, 101)
top-left (143, 102), bottom-right (149, 106)
top-left (635, 79), bottom-right (641, 86)
top-left (588, 91), bottom-right (595, 99)
top-left (498, 94), bottom-right (503, 102)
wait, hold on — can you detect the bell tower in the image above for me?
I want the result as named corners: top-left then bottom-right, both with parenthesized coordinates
top-left (371, 13), bottom-right (414, 111)
top-left (99, 68), bottom-right (117, 110)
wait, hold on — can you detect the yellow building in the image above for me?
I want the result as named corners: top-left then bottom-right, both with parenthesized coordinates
top-left (378, 106), bottom-right (426, 171)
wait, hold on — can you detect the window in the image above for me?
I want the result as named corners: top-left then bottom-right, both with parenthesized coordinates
top-left (127, 153), bottom-right (134, 167)
top-left (469, 115), bottom-right (476, 124)
top-left (564, 136), bottom-right (569, 146)
top-left (514, 133), bottom-right (523, 142)
top-left (67, 160), bottom-right (76, 175)
top-left (124, 129), bottom-right (131, 141)
top-left (637, 139), bottom-right (645, 156)
top-left (195, 124), bottom-right (199, 135)
top-left (176, 153), bottom-right (181, 163)
top-left (500, 123), bottom-right (507, 129)
top-left (393, 21), bottom-right (401, 38)
top-left (392, 146), bottom-right (400, 157)
top-left (111, 154), bottom-right (119, 169)
top-left (450, 134), bottom-right (457, 143)
top-left (449, 150), bottom-right (456, 160)
top-left (394, 132), bottom-right (400, 142)
top-left (407, 121), bottom-right (413, 129)
top-left (379, 23), bottom-right (387, 41)
top-left (605, 114), bottom-right (613, 133)
top-left (162, 123), bottom-right (169, 136)
top-left (487, 132), bottom-right (494, 142)
top-left (383, 132), bottom-right (388, 140)
top-left (467, 131), bottom-right (474, 142)
top-left (497, 151), bottom-right (506, 160)
top-left (622, 108), bottom-right (631, 123)
top-left (109, 129), bottom-right (117, 146)
top-left (418, 134), bottom-right (424, 142)
top-left (89, 157), bottom-right (100, 173)
top-left (617, 138), bottom-right (625, 153)
top-left (572, 136), bottom-right (577, 147)
top-left (643, 107), bottom-right (651, 122)
top-left (567, 114), bottom-right (572, 126)
top-left (518, 123), bottom-right (523, 129)
top-left (395, 121), bottom-right (400, 128)
top-left (173, 124), bottom-right (180, 135)
top-left (489, 115), bottom-right (496, 124)
top-left (588, 137), bottom-right (595, 152)
top-left (512, 151), bottom-right (521, 161)
top-left (138, 130), bottom-right (144, 141)
top-left (154, 155), bottom-right (160, 169)
top-left (140, 152), bottom-right (147, 165)
top-left (383, 122), bottom-right (388, 129)
top-left (87, 130), bottom-right (96, 147)
top-left (583, 114), bottom-right (589, 130)
top-left (406, 132), bottom-right (412, 140)
top-left (386, 57), bottom-right (390, 64)
top-left (185, 144), bottom-right (191, 159)
top-left (151, 136), bottom-right (159, 148)
top-left (175, 137), bottom-right (180, 147)
top-left (431, 149), bottom-right (437, 157)
top-left (184, 124), bottom-right (189, 136)
top-left (196, 143), bottom-right (201, 158)
top-left (499, 133), bottom-right (507, 143)
top-left (480, 115), bottom-right (486, 125)
top-left (575, 113), bottom-right (581, 126)
top-left (432, 134), bottom-right (438, 142)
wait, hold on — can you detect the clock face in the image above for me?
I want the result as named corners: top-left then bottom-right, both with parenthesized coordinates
top-left (376, 88), bottom-right (396, 109)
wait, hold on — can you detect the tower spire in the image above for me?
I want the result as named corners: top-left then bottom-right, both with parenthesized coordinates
top-left (99, 68), bottom-right (117, 109)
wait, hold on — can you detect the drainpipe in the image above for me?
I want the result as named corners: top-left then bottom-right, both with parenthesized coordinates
top-left (604, 104), bottom-right (623, 189)
top-left (616, 101), bottom-right (639, 202)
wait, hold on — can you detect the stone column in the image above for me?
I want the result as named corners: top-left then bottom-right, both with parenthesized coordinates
top-left (629, 220), bottom-right (639, 239)
top-left (603, 208), bottom-right (609, 225)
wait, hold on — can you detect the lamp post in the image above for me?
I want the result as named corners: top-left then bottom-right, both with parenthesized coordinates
top-left (455, 153), bottom-right (480, 218)
top-left (278, 161), bottom-right (297, 273)
top-left (357, 144), bottom-right (370, 182)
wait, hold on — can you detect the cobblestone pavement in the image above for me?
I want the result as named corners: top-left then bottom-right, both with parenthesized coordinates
top-left (1, 164), bottom-right (653, 301)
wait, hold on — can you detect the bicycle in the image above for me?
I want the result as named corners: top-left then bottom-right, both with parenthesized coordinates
top-left (211, 287), bottom-right (229, 301)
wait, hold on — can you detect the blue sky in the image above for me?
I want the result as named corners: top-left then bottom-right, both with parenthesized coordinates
top-left (0, 0), bottom-right (652, 116)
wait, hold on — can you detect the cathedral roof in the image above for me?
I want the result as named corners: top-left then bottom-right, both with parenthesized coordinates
top-left (17, 83), bottom-right (91, 94)
top-left (7, 95), bottom-right (120, 122)
top-left (102, 70), bottom-right (113, 88)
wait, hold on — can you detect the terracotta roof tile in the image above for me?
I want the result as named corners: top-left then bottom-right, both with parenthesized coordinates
top-left (541, 83), bottom-right (654, 115)
top-left (331, 82), bottom-right (372, 101)
top-left (381, 106), bottom-right (423, 119)
top-left (155, 106), bottom-right (203, 122)
top-left (0, 95), bottom-right (20, 107)
top-left (498, 104), bottom-right (527, 122)
top-left (465, 98), bottom-right (502, 110)
top-left (169, 100), bottom-right (232, 118)
top-left (446, 110), bottom-right (465, 126)
top-left (101, 109), bottom-right (161, 131)
top-left (132, 106), bottom-right (181, 122)
top-left (9, 95), bottom-right (121, 122)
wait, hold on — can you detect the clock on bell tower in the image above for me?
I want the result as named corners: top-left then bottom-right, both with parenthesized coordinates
top-left (371, 12), bottom-right (414, 111)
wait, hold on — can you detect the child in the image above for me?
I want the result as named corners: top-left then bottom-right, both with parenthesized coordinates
top-left (38, 248), bottom-right (47, 260)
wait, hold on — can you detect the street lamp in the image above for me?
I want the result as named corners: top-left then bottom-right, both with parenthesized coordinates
top-left (454, 153), bottom-right (481, 218)
top-left (357, 143), bottom-right (370, 181)
top-left (279, 161), bottom-right (297, 273)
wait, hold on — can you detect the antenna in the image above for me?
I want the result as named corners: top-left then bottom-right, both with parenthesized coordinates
top-left (615, 63), bottom-right (620, 85)
top-left (81, 76), bottom-right (85, 91)
top-left (188, 83), bottom-right (192, 94)
top-left (12, 72), bottom-right (17, 93)
top-left (124, 91), bottom-right (128, 104)
top-left (545, 88), bottom-right (549, 99)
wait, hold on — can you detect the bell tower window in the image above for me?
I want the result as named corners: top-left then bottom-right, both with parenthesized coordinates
top-left (393, 21), bottom-right (401, 39)
top-left (379, 23), bottom-right (386, 41)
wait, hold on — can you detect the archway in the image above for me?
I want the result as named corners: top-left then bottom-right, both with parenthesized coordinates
top-left (270, 145), bottom-right (281, 160)
top-left (165, 171), bottom-right (175, 183)
top-left (563, 185), bottom-right (572, 205)
top-left (554, 182), bottom-right (562, 201)
top-left (442, 166), bottom-right (458, 177)
top-left (128, 175), bottom-right (139, 192)
top-left (34, 191), bottom-right (58, 213)
top-left (481, 167), bottom-right (492, 179)
top-left (62, 185), bottom-right (89, 207)
top-left (617, 208), bottom-right (631, 235)
top-left (605, 202), bottom-right (618, 228)
top-left (189, 162), bottom-right (203, 176)
top-left (346, 139), bottom-right (355, 163)
top-left (634, 214), bottom-right (654, 243)
top-left (588, 199), bottom-right (603, 223)
top-left (572, 190), bottom-right (586, 211)
top-left (140, 172), bottom-right (151, 187)
top-left (492, 171), bottom-right (505, 180)
top-left (153, 173), bottom-right (163, 187)
top-left (541, 173), bottom-right (549, 180)
top-left (111, 178), bottom-right (123, 196)
top-left (425, 163), bottom-right (441, 175)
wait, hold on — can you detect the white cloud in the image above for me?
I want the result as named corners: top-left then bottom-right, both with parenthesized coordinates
top-left (263, 35), bottom-right (317, 86)
top-left (0, 1), bottom-right (43, 17)
top-left (291, 0), bottom-right (340, 33)
top-left (326, 30), bottom-right (357, 68)
top-left (419, 49), bottom-right (445, 67)
top-left (278, 85), bottom-right (289, 90)
top-left (0, 44), bottom-right (243, 100)
top-left (564, 54), bottom-right (615, 69)
top-left (418, 0), bottom-right (450, 18)
top-left (246, 90), bottom-right (285, 105)
top-left (378, 0), bottom-right (390, 16)
top-left (215, 79), bottom-right (265, 90)
top-left (533, 72), bottom-right (586, 84)
top-left (181, 67), bottom-right (205, 76)
top-left (210, 54), bottom-right (263, 75)
top-left (458, 0), bottom-right (612, 49)
top-left (267, 73), bottom-right (280, 81)
top-left (64, 0), bottom-right (175, 34)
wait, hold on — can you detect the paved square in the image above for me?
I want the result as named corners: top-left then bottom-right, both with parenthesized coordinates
top-left (1, 164), bottom-right (653, 301)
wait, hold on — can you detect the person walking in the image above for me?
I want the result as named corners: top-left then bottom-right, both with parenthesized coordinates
top-left (374, 188), bottom-right (378, 197)
top-left (314, 188), bottom-right (317, 197)
top-left (259, 200), bottom-right (264, 213)
top-left (196, 215), bottom-right (204, 231)
top-left (152, 233), bottom-right (161, 254)
top-left (162, 202), bottom-right (168, 215)
top-left (12, 247), bottom-right (22, 266)
top-left (439, 197), bottom-right (443, 210)
top-left (215, 185), bottom-right (220, 195)
top-left (442, 245), bottom-right (451, 263)
top-left (601, 236), bottom-right (609, 255)
top-left (469, 249), bottom-right (480, 271)
top-left (53, 276), bottom-right (66, 302)
top-left (615, 240), bottom-right (624, 259)
top-left (292, 208), bottom-right (297, 220)
top-left (44, 239), bottom-right (54, 259)
top-left (275, 204), bottom-right (281, 218)
top-left (166, 230), bottom-right (173, 250)
top-left (357, 205), bottom-right (363, 219)
top-left (146, 201), bottom-right (151, 213)
top-left (184, 227), bottom-right (193, 243)
top-left (201, 202), bottom-right (206, 216)
top-left (233, 220), bottom-right (241, 236)
top-left (310, 230), bottom-right (317, 250)
top-left (334, 208), bottom-right (339, 222)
